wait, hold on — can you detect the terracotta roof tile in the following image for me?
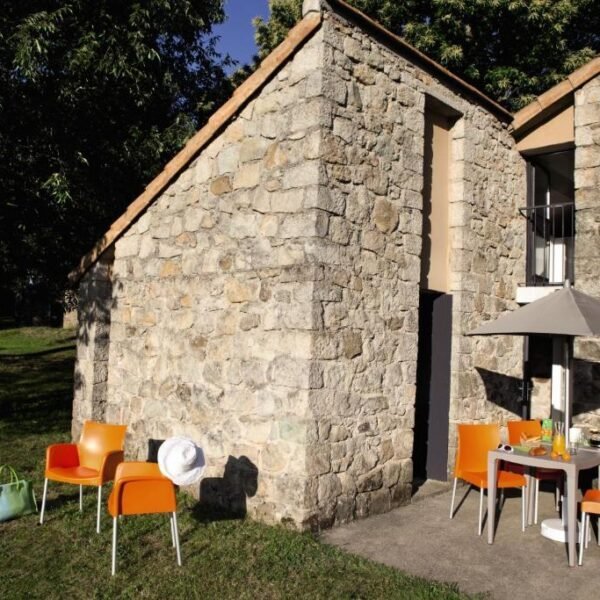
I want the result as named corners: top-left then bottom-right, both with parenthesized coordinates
top-left (512, 57), bottom-right (600, 134)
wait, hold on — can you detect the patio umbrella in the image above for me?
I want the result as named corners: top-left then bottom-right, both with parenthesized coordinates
top-left (467, 282), bottom-right (600, 441)
top-left (469, 286), bottom-right (600, 337)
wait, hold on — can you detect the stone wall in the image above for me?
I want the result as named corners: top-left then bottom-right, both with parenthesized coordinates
top-left (302, 11), bottom-right (526, 525)
top-left (321, 10), bottom-right (526, 496)
top-left (530, 377), bottom-right (552, 420)
top-left (306, 15), bottom-right (424, 525)
top-left (72, 249), bottom-right (114, 441)
top-left (90, 30), bottom-right (328, 528)
top-left (574, 74), bottom-right (600, 428)
top-left (446, 94), bottom-right (526, 460)
top-left (72, 4), bottom-right (527, 529)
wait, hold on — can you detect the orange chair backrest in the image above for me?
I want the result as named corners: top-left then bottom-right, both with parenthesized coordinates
top-left (78, 421), bottom-right (127, 471)
top-left (507, 420), bottom-right (541, 445)
top-left (455, 424), bottom-right (500, 477)
top-left (111, 463), bottom-right (176, 516)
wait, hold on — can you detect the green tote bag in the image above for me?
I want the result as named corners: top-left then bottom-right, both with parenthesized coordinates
top-left (0, 465), bottom-right (38, 522)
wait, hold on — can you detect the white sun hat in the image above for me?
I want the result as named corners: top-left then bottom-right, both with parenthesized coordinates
top-left (157, 437), bottom-right (206, 486)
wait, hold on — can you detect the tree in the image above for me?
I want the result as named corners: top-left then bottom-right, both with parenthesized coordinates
top-left (254, 0), bottom-right (303, 61)
top-left (253, 0), bottom-right (599, 110)
top-left (0, 0), bottom-right (232, 321)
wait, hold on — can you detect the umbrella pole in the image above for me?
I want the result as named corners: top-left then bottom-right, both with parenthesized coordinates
top-left (551, 337), bottom-right (565, 424)
top-left (565, 337), bottom-right (574, 446)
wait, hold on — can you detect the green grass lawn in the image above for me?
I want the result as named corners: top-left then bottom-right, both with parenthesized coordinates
top-left (0, 326), bottom-right (76, 356)
top-left (0, 327), bottom-right (475, 599)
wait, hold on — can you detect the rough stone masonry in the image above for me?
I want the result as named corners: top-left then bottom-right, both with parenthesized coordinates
top-left (574, 74), bottom-right (600, 423)
top-left (72, 2), bottom-right (526, 530)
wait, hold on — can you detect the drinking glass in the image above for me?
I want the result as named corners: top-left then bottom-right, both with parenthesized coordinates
top-left (569, 427), bottom-right (582, 455)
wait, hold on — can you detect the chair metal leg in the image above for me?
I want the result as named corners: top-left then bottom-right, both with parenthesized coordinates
top-left (579, 511), bottom-right (586, 566)
top-left (584, 512), bottom-right (590, 549)
top-left (449, 477), bottom-right (458, 519)
top-left (170, 514), bottom-right (176, 547)
top-left (111, 517), bottom-right (118, 575)
top-left (79, 485), bottom-right (83, 512)
top-left (97, 485), bottom-right (102, 533)
top-left (40, 478), bottom-right (49, 524)
top-left (478, 487), bottom-right (485, 536)
top-left (519, 485), bottom-right (523, 529)
top-left (172, 512), bottom-right (182, 566)
top-left (534, 479), bottom-right (539, 525)
top-left (555, 483), bottom-right (560, 512)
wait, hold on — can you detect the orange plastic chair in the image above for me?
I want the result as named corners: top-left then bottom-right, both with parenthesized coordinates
top-left (507, 419), bottom-right (562, 523)
top-left (450, 423), bottom-right (527, 535)
top-left (578, 489), bottom-right (600, 565)
top-left (108, 462), bottom-right (181, 575)
top-left (40, 420), bottom-right (127, 532)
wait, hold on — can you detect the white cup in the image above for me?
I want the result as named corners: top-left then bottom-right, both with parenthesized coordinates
top-left (569, 427), bottom-right (582, 444)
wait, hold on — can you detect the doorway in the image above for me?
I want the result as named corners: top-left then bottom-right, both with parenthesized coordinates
top-left (412, 100), bottom-right (456, 489)
top-left (412, 291), bottom-right (452, 484)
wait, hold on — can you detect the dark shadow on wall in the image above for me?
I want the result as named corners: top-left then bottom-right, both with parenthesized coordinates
top-left (476, 367), bottom-right (523, 417)
top-left (73, 248), bottom-right (116, 350)
top-left (193, 455), bottom-right (258, 522)
top-left (573, 358), bottom-right (600, 418)
top-left (146, 438), bottom-right (165, 462)
top-left (476, 359), bottom-right (600, 420)
top-left (71, 250), bottom-right (118, 435)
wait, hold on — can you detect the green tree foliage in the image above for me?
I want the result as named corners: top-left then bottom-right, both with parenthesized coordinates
top-left (255, 0), bottom-right (303, 60)
top-left (0, 0), bottom-right (231, 317)
top-left (254, 0), bottom-right (599, 110)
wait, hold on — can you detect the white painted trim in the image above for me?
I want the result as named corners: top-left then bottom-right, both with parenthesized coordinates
top-left (515, 285), bottom-right (561, 304)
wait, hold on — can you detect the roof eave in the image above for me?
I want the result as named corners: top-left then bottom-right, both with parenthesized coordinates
top-left (512, 56), bottom-right (600, 136)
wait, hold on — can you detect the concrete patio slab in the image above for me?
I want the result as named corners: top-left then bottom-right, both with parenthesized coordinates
top-left (321, 485), bottom-right (600, 599)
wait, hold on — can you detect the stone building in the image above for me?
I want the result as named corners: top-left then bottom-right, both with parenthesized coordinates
top-left (69, 0), bottom-right (600, 530)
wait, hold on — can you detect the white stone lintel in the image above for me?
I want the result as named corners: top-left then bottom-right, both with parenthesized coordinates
top-left (515, 285), bottom-right (562, 305)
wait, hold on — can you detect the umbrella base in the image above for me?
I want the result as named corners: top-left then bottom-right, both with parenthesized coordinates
top-left (540, 518), bottom-right (588, 543)
top-left (541, 518), bottom-right (569, 542)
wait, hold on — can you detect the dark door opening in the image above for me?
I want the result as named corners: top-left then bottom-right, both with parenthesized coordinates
top-left (413, 291), bottom-right (452, 487)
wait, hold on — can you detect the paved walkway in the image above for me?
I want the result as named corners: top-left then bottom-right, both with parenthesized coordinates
top-left (322, 484), bottom-right (599, 599)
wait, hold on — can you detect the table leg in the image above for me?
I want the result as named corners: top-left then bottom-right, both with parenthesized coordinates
top-left (487, 455), bottom-right (498, 544)
top-left (566, 469), bottom-right (577, 567)
top-left (527, 473), bottom-right (534, 526)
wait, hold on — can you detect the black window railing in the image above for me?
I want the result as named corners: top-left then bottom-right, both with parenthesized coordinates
top-left (519, 202), bottom-right (575, 286)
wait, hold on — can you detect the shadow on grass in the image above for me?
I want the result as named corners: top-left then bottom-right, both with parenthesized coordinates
top-left (191, 503), bottom-right (248, 524)
top-left (0, 347), bottom-right (74, 428)
top-left (38, 490), bottom-right (81, 514)
top-left (0, 344), bottom-right (76, 359)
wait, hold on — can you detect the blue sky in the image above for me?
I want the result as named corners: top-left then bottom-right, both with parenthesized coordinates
top-left (213, 0), bottom-right (271, 73)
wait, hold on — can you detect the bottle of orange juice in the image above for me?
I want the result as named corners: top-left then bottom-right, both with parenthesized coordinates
top-left (552, 422), bottom-right (566, 455)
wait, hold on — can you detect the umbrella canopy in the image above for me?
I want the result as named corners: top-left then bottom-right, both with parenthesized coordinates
top-left (468, 284), bottom-right (600, 545)
top-left (468, 287), bottom-right (600, 337)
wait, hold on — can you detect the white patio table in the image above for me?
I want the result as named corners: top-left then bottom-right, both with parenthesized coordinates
top-left (487, 446), bottom-right (600, 567)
